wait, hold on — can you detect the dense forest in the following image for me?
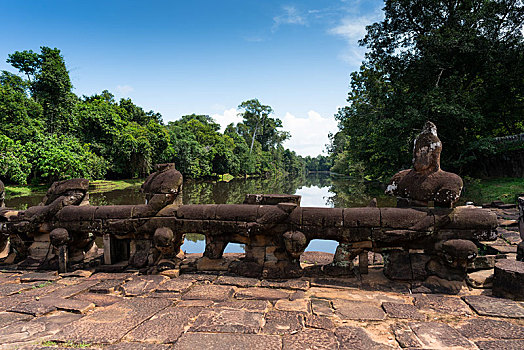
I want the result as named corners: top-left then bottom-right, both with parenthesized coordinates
top-left (329, 0), bottom-right (524, 179)
top-left (0, 47), bottom-right (317, 185)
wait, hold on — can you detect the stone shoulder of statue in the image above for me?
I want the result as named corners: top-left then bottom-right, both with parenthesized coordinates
top-left (385, 121), bottom-right (463, 208)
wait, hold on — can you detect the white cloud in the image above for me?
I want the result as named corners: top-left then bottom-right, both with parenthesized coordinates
top-left (116, 85), bottom-right (134, 95)
top-left (281, 110), bottom-right (338, 157)
top-left (211, 108), bottom-right (242, 131)
top-left (273, 6), bottom-right (307, 31)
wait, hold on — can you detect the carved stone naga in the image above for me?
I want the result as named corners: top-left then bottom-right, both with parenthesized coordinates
top-left (0, 126), bottom-right (498, 289)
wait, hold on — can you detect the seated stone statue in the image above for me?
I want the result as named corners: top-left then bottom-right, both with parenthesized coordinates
top-left (385, 121), bottom-right (463, 208)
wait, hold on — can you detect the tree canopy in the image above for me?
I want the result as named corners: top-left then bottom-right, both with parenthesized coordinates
top-left (331, 0), bottom-right (524, 178)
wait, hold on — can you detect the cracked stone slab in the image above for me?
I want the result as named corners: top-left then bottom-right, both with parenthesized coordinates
top-left (190, 308), bottom-right (264, 334)
top-left (19, 272), bottom-right (60, 283)
top-left (332, 299), bottom-right (386, 320)
top-left (262, 310), bottom-right (305, 335)
top-left (52, 280), bottom-right (100, 298)
top-left (0, 311), bottom-right (33, 328)
top-left (462, 295), bottom-right (524, 318)
top-left (155, 278), bottom-right (194, 293)
top-left (179, 273), bottom-right (218, 282)
top-left (119, 275), bottom-right (168, 296)
top-left (382, 302), bottom-right (425, 320)
top-left (234, 287), bottom-right (290, 300)
top-left (54, 298), bottom-right (172, 344)
top-left (475, 339), bottom-right (524, 350)
top-left (414, 294), bottom-right (473, 316)
top-left (8, 299), bottom-right (57, 316)
top-left (0, 311), bottom-right (82, 346)
top-left (335, 326), bottom-right (391, 350)
top-left (214, 299), bottom-right (270, 312)
top-left (88, 272), bottom-right (135, 280)
top-left (89, 279), bottom-right (126, 294)
top-left (60, 269), bottom-right (93, 278)
top-left (274, 298), bottom-right (310, 313)
top-left (456, 318), bottom-right (524, 340)
top-left (182, 284), bottom-right (235, 301)
top-left (260, 279), bottom-right (310, 290)
top-left (215, 275), bottom-right (260, 287)
top-left (311, 298), bottom-right (334, 316)
top-left (173, 333), bottom-right (281, 350)
top-left (392, 323), bottom-right (423, 348)
top-left (282, 329), bottom-right (338, 350)
top-left (0, 282), bottom-right (37, 296)
top-left (0, 294), bottom-right (32, 312)
top-left (70, 292), bottom-right (122, 307)
top-left (305, 314), bottom-right (334, 330)
top-left (409, 322), bottom-right (475, 349)
top-left (176, 299), bottom-right (214, 307)
top-left (310, 277), bottom-right (361, 289)
top-left (125, 306), bottom-right (202, 343)
top-left (40, 297), bottom-right (95, 314)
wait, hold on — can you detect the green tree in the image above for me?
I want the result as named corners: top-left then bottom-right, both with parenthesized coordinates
top-left (333, 0), bottom-right (524, 178)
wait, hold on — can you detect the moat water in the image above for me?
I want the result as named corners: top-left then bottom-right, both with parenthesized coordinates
top-left (3, 174), bottom-right (395, 254)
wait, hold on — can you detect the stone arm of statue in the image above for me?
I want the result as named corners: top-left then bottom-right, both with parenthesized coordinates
top-left (433, 176), bottom-right (463, 208)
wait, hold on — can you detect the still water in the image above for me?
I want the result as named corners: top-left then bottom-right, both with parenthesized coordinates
top-left (5, 174), bottom-right (396, 254)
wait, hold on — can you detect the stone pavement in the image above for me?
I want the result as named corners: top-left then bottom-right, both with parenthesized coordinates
top-left (1, 266), bottom-right (524, 350)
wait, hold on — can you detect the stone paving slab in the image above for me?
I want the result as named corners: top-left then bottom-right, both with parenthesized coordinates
top-left (214, 299), bottom-right (270, 312)
top-left (124, 306), bottom-right (202, 343)
top-left (182, 284), bottom-right (235, 301)
top-left (475, 339), bottom-right (524, 350)
top-left (311, 298), bottom-right (334, 316)
top-left (89, 279), bottom-right (126, 294)
top-left (54, 298), bottom-right (172, 344)
top-left (414, 294), bottom-right (473, 316)
top-left (119, 275), bottom-right (168, 296)
top-left (409, 322), bottom-right (475, 349)
top-left (173, 332), bottom-right (282, 350)
top-left (8, 299), bottom-right (57, 316)
top-left (282, 328), bottom-right (338, 350)
top-left (19, 272), bottom-right (60, 283)
top-left (189, 308), bottom-right (264, 334)
top-left (155, 278), bottom-right (194, 293)
top-left (274, 298), bottom-right (310, 313)
top-left (215, 275), bottom-right (260, 287)
top-left (335, 326), bottom-right (391, 350)
top-left (332, 299), bottom-right (386, 320)
top-left (41, 297), bottom-right (95, 314)
top-left (456, 318), bottom-right (524, 340)
top-left (262, 310), bottom-right (305, 335)
top-left (0, 282), bottom-right (36, 296)
top-left (70, 292), bottom-right (122, 307)
top-left (305, 314), bottom-right (334, 330)
top-left (382, 302), bottom-right (426, 320)
top-left (51, 280), bottom-right (100, 298)
top-left (260, 279), bottom-right (310, 290)
top-left (0, 311), bottom-right (33, 328)
top-left (234, 287), bottom-right (290, 300)
top-left (462, 295), bottom-right (524, 318)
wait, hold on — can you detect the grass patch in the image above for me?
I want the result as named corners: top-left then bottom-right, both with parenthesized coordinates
top-left (41, 341), bottom-right (92, 348)
top-left (89, 179), bottom-right (143, 193)
top-left (5, 185), bottom-right (47, 198)
top-left (462, 177), bottom-right (524, 204)
top-left (32, 281), bottom-right (53, 289)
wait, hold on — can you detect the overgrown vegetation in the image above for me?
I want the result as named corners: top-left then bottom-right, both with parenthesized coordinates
top-left (462, 177), bottom-right (524, 204)
top-left (330, 0), bottom-right (524, 179)
top-left (0, 48), bottom-right (306, 185)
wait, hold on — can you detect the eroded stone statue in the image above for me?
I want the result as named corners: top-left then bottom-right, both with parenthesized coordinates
top-left (386, 121), bottom-right (463, 208)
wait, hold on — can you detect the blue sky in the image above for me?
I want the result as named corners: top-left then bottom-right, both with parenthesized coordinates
top-left (1, 0), bottom-right (384, 156)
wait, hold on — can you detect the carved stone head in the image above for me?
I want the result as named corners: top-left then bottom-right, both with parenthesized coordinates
top-left (413, 121), bottom-right (442, 174)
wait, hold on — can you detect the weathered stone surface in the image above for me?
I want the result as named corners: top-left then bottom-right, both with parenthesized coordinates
top-left (392, 323), bottom-right (423, 348)
top-left (215, 275), bottom-right (260, 287)
top-left (260, 279), bottom-right (310, 290)
top-left (0, 311), bottom-right (82, 346)
top-left (282, 329), bottom-right (338, 350)
top-left (274, 298), bottom-right (310, 313)
top-left (457, 318), bottom-right (524, 340)
top-left (41, 297), bottom-right (95, 314)
top-left (414, 294), bottom-right (472, 315)
top-left (60, 269), bottom-right (93, 278)
top-left (311, 298), bottom-right (334, 316)
top-left (182, 285), bottom-right (234, 301)
top-left (70, 292), bottom-right (122, 307)
top-left (173, 333), bottom-right (281, 350)
top-left (382, 302), bottom-right (425, 320)
top-left (105, 344), bottom-right (171, 350)
top-left (52, 280), bottom-right (100, 298)
top-left (462, 295), bottom-right (524, 318)
top-left (409, 322), bottom-right (475, 348)
top-left (310, 277), bottom-right (361, 289)
top-left (19, 272), bottom-right (60, 283)
top-left (54, 298), bottom-right (172, 344)
top-left (89, 279), bottom-right (125, 294)
top-left (8, 299), bottom-right (57, 316)
top-left (88, 272), bottom-right (135, 280)
top-left (475, 339), bottom-right (524, 350)
top-left (332, 299), bottom-right (386, 320)
top-left (125, 306), bottom-right (202, 343)
top-left (0, 311), bottom-right (33, 328)
top-left (176, 299), bottom-right (214, 307)
top-left (215, 299), bottom-right (270, 312)
top-left (119, 275), bottom-right (168, 296)
top-left (190, 308), bottom-right (264, 333)
top-left (262, 310), bottom-right (305, 335)
top-left (467, 269), bottom-right (494, 288)
top-left (235, 287), bottom-right (290, 300)
top-left (468, 255), bottom-right (497, 270)
top-left (305, 314), bottom-right (334, 330)
top-left (335, 326), bottom-right (390, 350)
top-left (155, 278), bottom-right (194, 293)
top-left (0, 283), bottom-right (34, 296)
top-left (493, 259), bottom-right (524, 300)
